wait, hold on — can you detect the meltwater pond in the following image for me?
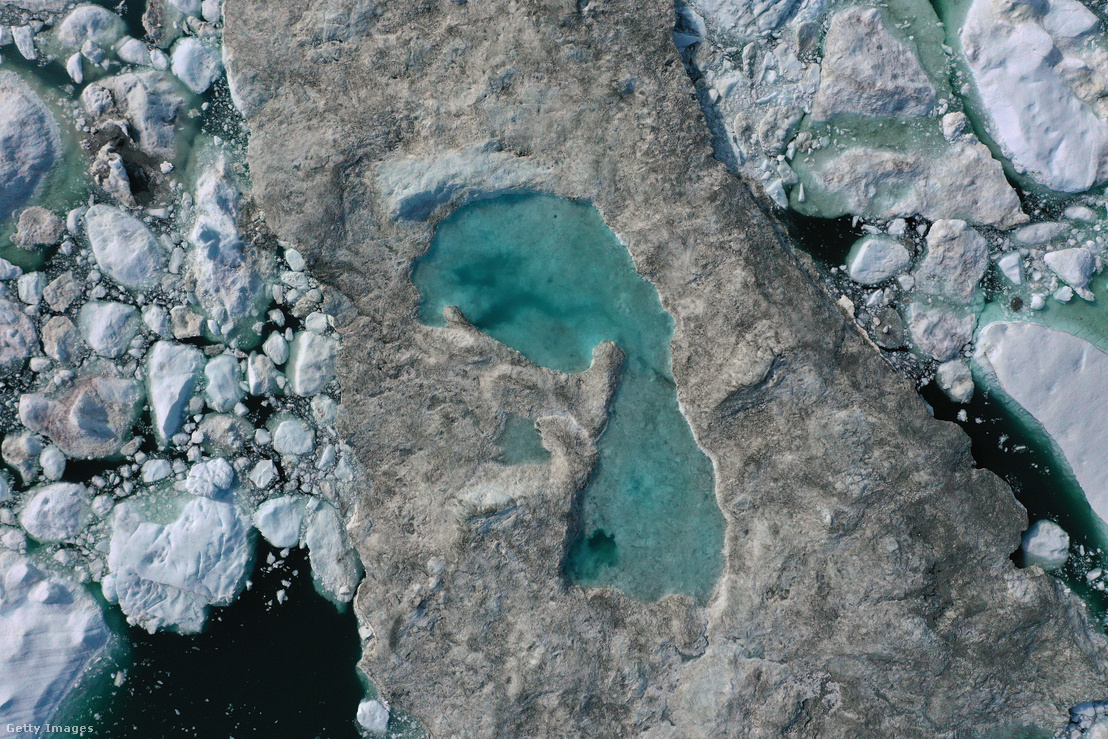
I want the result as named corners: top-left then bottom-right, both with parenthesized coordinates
top-left (413, 193), bottom-right (724, 603)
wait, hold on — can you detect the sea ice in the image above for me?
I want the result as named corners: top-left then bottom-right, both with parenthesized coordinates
top-left (78, 301), bottom-right (140, 358)
top-left (103, 496), bottom-right (251, 633)
top-left (56, 4), bottom-right (125, 49)
top-left (960, 0), bottom-right (1108, 192)
top-left (272, 418), bottom-right (314, 456)
top-left (911, 220), bottom-right (988, 303)
top-left (305, 502), bottom-right (362, 602)
top-left (845, 235), bottom-right (910, 286)
top-left (145, 341), bottom-right (205, 444)
top-left (976, 322), bottom-right (1108, 525)
top-left (936, 359), bottom-right (974, 404)
top-left (184, 458), bottom-right (234, 499)
top-left (0, 298), bottom-right (37, 370)
top-left (357, 699), bottom-right (390, 734)
top-left (1044, 247), bottom-right (1097, 289)
top-left (92, 72), bottom-right (186, 160)
top-left (287, 331), bottom-right (338, 396)
top-left (204, 354), bottom-right (242, 412)
top-left (811, 7), bottom-right (936, 121)
top-left (0, 72), bottom-right (61, 221)
top-left (907, 304), bottom-right (977, 361)
top-left (19, 483), bottom-right (90, 542)
top-left (253, 495), bottom-right (304, 548)
top-left (84, 205), bottom-right (167, 289)
top-left (171, 37), bottom-right (223, 94)
top-left (0, 550), bottom-right (110, 728)
top-left (20, 374), bottom-right (144, 459)
top-left (1021, 519), bottom-right (1070, 570)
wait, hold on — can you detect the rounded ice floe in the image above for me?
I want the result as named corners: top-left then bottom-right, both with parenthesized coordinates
top-left (287, 331), bottom-right (338, 396)
top-left (56, 5), bottom-right (126, 49)
top-left (0, 72), bottom-right (61, 222)
top-left (116, 36), bottom-right (150, 66)
top-left (20, 375), bottom-right (144, 460)
top-left (79, 301), bottom-right (141, 358)
top-left (263, 332), bottom-right (289, 365)
top-left (12, 206), bottom-right (64, 250)
top-left (906, 304), bottom-right (976, 362)
top-left (357, 699), bottom-right (390, 734)
top-left (39, 446), bottom-right (66, 481)
top-left (84, 205), bottom-right (167, 289)
top-left (846, 236), bottom-right (910, 286)
top-left (185, 458), bottom-right (235, 499)
top-left (1065, 205), bottom-right (1100, 223)
top-left (1021, 520), bottom-right (1070, 570)
top-left (1044, 248), bottom-right (1097, 289)
top-left (254, 496), bottom-right (305, 548)
top-left (19, 483), bottom-right (90, 542)
top-left (0, 298), bottom-right (37, 370)
top-left (936, 359), bottom-right (973, 404)
top-left (273, 418), bottom-right (314, 456)
top-left (0, 550), bottom-right (110, 728)
top-left (248, 459), bottom-right (278, 490)
top-left (171, 37), bottom-right (223, 94)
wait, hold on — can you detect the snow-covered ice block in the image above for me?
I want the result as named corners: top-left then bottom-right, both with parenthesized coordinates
top-left (145, 341), bottom-right (205, 444)
top-left (20, 374), bottom-right (143, 460)
top-left (248, 459), bottom-right (278, 490)
top-left (273, 418), bottom-right (314, 456)
top-left (204, 354), bottom-right (242, 412)
top-left (1044, 247), bottom-right (1097, 289)
top-left (0, 72), bottom-right (60, 222)
top-left (0, 550), bottom-right (110, 728)
top-left (845, 235), bottom-right (910, 286)
top-left (1021, 519), bottom-right (1070, 570)
top-left (977, 322), bottom-right (1108, 525)
top-left (911, 220), bottom-right (988, 303)
top-left (997, 252), bottom-right (1022, 285)
top-left (907, 304), bottom-right (976, 361)
top-left (19, 483), bottom-right (90, 542)
top-left (171, 37), bottom-right (222, 94)
top-left (103, 497), bottom-right (251, 633)
top-left (85, 205), bottom-right (167, 290)
top-left (0, 298), bottom-right (37, 370)
top-left (56, 4), bottom-right (125, 49)
top-left (287, 331), bottom-right (338, 396)
top-left (79, 301), bottom-right (140, 358)
top-left (184, 458), bottom-right (234, 499)
top-left (357, 699), bottom-right (390, 734)
top-left (253, 496), bottom-right (304, 548)
top-left (305, 502), bottom-right (362, 603)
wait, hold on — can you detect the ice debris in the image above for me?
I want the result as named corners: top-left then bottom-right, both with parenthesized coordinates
top-left (1021, 519), bottom-right (1070, 571)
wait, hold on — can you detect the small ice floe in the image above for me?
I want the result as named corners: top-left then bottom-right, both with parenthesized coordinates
top-left (1021, 520), bottom-right (1070, 571)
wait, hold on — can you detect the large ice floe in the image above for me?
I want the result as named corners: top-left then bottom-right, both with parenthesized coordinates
top-left (0, 1), bottom-right (365, 729)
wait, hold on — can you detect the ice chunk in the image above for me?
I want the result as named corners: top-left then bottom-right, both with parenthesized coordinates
top-left (1044, 247), bottom-right (1097, 289)
top-left (12, 26), bottom-right (36, 60)
top-left (0, 72), bottom-right (60, 222)
top-left (0, 550), bottom-right (110, 728)
top-left (17, 272), bottom-right (44, 306)
top-left (977, 322), bottom-right (1108, 525)
top-left (1014, 222), bottom-right (1067, 246)
top-left (84, 205), bottom-right (167, 289)
top-left (907, 304), bottom-right (976, 361)
top-left (1065, 205), bottom-right (1100, 222)
top-left (960, 0), bottom-right (1108, 192)
top-left (287, 331), bottom-right (338, 396)
top-left (911, 220), bottom-right (988, 303)
top-left (56, 4), bottom-right (125, 49)
top-left (79, 301), bottom-right (140, 358)
top-left (272, 419), bottom-right (314, 456)
top-left (104, 497), bottom-right (250, 633)
top-left (936, 359), bottom-right (974, 404)
top-left (0, 298), bottom-right (37, 369)
top-left (2, 432), bottom-right (43, 485)
top-left (184, 458), bottom-right (234, 499)
top-left (845, 235), bottom-right (910, 286)
top-left (357, 699), bottom-right (390, 734)
top-left (305, 502), bottom-right (362, 602)
top-left (39, 446), bottom-right (66, 481)
top-left (997, 253), bottom-right (1022, 285)
top-left (19, 483), bottom-right (90, 542)
top-left (811, 7), bottom-right (936, 121)
top-left (248, 459), bottom-right (278, 490)
top-left (1021, 519), bottom-right (1070, 570)
top-left (12, 206), bottom-right (64, 249)
top-left (91, 72), bottom-right (186, 160)
top-left (116, 36), bottom-right (150, 66)
top-left (20, 374), bottom-right (143, 460)
top-left (247, 352), bottom-right (278, 395)
top-left (145, 341), bottom-right (205, 444)
top-left (204, 354), bottom-right (242, 412)
top-left (41, 316), bottom-right (83, 364)
top-left (253, 495), bottom-right (304, 548)
top-left (171, 37), bottom-right (222, 94)
top-left (141, 458), bottom-right (172, 483)
top-left (263, 331), bottom-right (288, 365)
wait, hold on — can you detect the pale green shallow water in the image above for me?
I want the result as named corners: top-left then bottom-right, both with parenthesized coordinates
top-left (413, 192), bottom-right (725, 603)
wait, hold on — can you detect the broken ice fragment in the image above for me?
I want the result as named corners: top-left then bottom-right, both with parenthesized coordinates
top-left (171, 37), bottom-right (223, 94)
top-left (253, 495), bottom-right (304, 548)
top-left (203, 354), bottom-right (242, 412)
top-left (1021, 519), bottom-right (1070, 571)
top-left (846, 236), bottom-right (910, 286)
top-left (145, 341), bottom-right (205, 444)
top-left (1044, 247), bottom-right (1097, 289)
top-left (286, 331), bottom-right (337, 396)
top-left (19, 482), bottom-right (90, 541)
top-left (85, 205), bottom-right (167, 290)
top-left (79, 301), bottom-right (140, 358)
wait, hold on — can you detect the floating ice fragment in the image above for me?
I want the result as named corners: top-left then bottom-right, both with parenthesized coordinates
top-left (1021, 520), bottom-right (1070, 570)
top-left (145, 341), bottom-right (205, 444)
top-left (286, 331), bottom-right (337, 396)
top-left (19, 483), bottom-right (90, 541)
top-left (272, 419), bottom-right (314, 456)
top-left (171, 37), bottom-right (223, 94)
top-left (936, 359), bottom-right (974, 404)
top-left (85, 205), bottom-right (167, 289)
top-left (204, 354), bottom-right (242, 412)
top-left (997, 253), bottom-right (1022, 285)
top-left (357, 699), bottom-right (390, 734)
top-left (185, 457), bottom-right (234, 499)
top-left (79, 301), bottom-right (140, 358)
top-left (1044, 248), bottom-right (1097, 289)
